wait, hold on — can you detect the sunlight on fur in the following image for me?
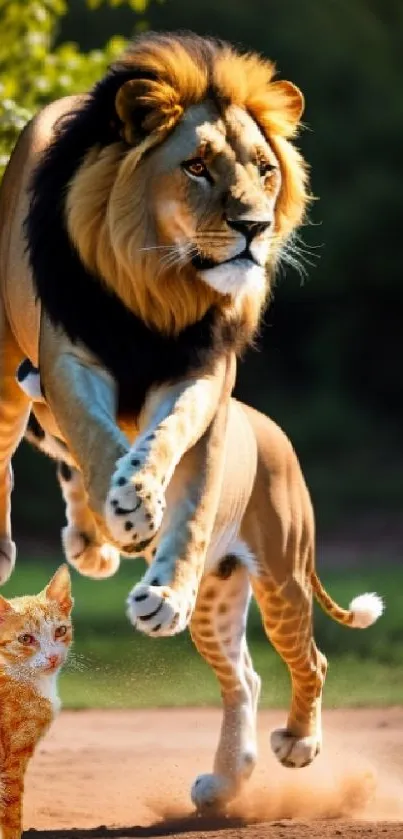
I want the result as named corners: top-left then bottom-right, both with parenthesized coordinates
top-left (349, 593), bottom-right (384, 628)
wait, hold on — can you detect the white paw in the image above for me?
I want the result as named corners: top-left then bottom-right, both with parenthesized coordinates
top-left (271, 728), bottom-right (321, 768)
top-left (126, 583), bottom-right (193, 637)
top-left (105, 457), bottom-right (165, 552)
top-left (0, 537), bottom-right (16, 584)
top-left (62, 526), bottom-right (120, 579)
top-left (191, 774), bottom-right (234, 813)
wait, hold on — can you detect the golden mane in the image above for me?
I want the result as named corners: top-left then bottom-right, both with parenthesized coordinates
top-left (65, 32), bottom-right (310, 339)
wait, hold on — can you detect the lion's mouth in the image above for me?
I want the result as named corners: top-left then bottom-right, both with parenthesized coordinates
top-left (191, 248), bottom-right (259, 272)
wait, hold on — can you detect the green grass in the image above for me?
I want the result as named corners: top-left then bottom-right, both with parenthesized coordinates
top-left (2, 557), bottom-right (402, 709)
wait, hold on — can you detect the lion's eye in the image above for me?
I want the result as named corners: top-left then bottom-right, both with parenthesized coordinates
top-left (182, 158), bottom-right (209, 179)
top-left (18, 633), bottom-right (36, 646)
top-left (258, 160), bottom-right (276, 178)
top-left (55, 625), bottom-right (68, 639)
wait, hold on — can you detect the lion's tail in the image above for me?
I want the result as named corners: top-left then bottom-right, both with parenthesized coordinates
top-left (311, 571), bottom-right (384, 628)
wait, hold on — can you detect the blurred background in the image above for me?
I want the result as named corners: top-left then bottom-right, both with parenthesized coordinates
top-left (1, 0), bottom-right (402, 709)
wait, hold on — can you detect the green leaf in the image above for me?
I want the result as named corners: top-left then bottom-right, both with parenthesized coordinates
top-left (0, 0), bottom-right (154, 179)
top-left (130, 0), bottom-right (148, 11)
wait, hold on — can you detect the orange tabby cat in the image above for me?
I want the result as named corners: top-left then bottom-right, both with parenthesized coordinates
top-left (0, 564), bottom-right (73, 839)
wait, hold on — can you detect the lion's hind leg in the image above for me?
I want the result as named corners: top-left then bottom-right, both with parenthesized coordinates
top-left (239, 415), bottom-right (329, 771)
top-left (251, 563), bottom-right (327, 770)
top-left (189, 554), bottom-right (260, 813)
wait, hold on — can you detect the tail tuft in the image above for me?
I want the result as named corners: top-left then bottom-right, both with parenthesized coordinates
top-left (349, 592), bottom-right (384, 628)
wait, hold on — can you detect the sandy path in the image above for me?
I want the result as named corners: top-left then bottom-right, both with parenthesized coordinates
top-left (23, 707), bottom-right (403, 839)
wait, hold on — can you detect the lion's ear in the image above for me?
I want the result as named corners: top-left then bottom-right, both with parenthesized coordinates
top-left (248, 79), bottom-right (305, 140)
top-left (115, 76), bottom-right (184, 146)
top-left (269, 80), bottom-right (305, 127)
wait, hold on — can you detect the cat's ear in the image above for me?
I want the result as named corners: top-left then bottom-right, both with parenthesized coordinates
top-left (44, 565), bottom-right (73, 615)
top-left (0, 595), bottom-right (15, 623)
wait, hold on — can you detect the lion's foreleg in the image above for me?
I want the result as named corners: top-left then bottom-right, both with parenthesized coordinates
top-left (56, 461), bottom-right (121, 579)
top-left (17, 397), bottom-right (120, 579)
top-left (121, 355), bottom-right (236, 636)
top-left (39, 317), bottom-right (129, 523)
top-left (125, 430), bottom-right (222, 635)
top-left (105, 355), bottom-right (233, 547)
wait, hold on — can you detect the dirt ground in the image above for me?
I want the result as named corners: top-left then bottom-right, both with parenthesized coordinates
top-left (24, 707), bottom-right (403, 839)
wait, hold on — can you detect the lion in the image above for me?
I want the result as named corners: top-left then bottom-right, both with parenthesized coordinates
top-left (0, 31), bottom-right (309, 596)
top-left (0, 32), bottom-right (382, 809)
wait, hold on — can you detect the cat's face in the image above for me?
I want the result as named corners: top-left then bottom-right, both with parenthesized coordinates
top-left (0, 565), bottom-right (73, 678)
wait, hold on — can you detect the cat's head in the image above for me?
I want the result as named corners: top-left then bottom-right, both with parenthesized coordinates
top-left (0, 564), bottom-right (73, 677)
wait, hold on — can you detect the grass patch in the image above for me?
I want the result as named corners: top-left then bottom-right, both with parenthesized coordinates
top-left (2, 556), bottom-right (401, 709)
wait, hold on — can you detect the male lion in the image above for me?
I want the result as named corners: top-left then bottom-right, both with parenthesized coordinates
top-left (0, 32), bottom-right (382, 809)
top-left (0, 31), bottom-right (309, 598)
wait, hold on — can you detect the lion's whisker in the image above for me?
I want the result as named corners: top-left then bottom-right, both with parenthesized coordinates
top-left (155, 242), bottom-right (197, 276)
top-left (138, 245), bottom-right (179, 252)
top-left (267, 230), bottom-right (321, 282)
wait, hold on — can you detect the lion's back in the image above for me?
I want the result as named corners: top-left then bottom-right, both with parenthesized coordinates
top-left (236, 400), bottom-right (315, 547)
top-left (0, 95), bottom-right (83, 364)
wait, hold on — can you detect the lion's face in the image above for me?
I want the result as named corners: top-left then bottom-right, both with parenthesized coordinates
top-left (148, 102), bottom-right (281, 298)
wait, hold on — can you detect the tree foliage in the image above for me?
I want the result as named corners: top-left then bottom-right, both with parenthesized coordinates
top-left (0, 0), bottom-right (141, 177)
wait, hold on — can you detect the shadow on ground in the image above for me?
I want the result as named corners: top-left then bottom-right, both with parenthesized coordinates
top-left (24, 814), bottom-right (247, 838)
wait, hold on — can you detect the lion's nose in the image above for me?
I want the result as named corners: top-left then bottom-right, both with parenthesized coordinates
top-left (225, 218), bottom-right (271, 240)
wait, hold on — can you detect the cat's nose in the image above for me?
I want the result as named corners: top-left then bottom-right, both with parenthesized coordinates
top-left (47, 654), bottom-right (61, 670)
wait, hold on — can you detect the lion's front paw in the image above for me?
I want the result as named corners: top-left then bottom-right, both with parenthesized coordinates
top-left (270, 728), bottom-right (321, 768)
top-left (62, 525), bottom-right (120, 579)
top-left (190, 774), bottom-right (234, 814)
top-left (0, 537), bottom-right (16, 585)
top-left (105, 459), bottom-right (165, 552)
top-left (126, 583), bottom-right (193, 637)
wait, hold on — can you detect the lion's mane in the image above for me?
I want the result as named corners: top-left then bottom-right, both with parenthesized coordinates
top-left (26, 31), bottom-right (309, 415)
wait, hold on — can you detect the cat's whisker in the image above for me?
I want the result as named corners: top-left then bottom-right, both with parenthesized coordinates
top-left (65, 655), bottom-right (87, 672)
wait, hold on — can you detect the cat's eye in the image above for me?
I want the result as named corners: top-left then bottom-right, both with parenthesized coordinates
top-left (182, 158), bottom-right (209, 179)
top-left (18, 633), bottom-right (36, 646)
top-left (55, 625), bottom-right (68, 638)
top-left (258, 159), bottom-right (277, 178)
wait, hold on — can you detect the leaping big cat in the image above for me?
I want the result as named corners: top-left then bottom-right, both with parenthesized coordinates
top-left (0, 31), bottom-right (382, 809)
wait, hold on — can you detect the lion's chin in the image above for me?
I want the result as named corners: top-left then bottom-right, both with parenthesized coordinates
top-left (199, 260), bottom-right (265, 297)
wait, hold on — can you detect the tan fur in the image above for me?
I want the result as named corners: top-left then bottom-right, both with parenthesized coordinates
top-left (0, 33), bottom-right (380, 809)
top-left (0, 566), bottom-right (73, 839)
top-left (45, 399), bottom-right (381, 809)
top-left (62, 35), bottom-right (308, 337)
top-left (0, 33), bottom-right (309, 588)
top-left (186, 403), bottom-right (382, 809)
